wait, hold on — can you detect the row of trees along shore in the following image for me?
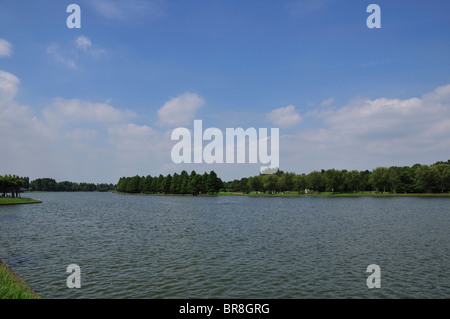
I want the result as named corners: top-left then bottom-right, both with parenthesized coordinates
top-left (116, 170), bottom-right (224, 195)
top-left (3, 160), bottom-right (449, 197)
top-left (116, 160), bottom-right (450, 195)
top-left (29, 178), bottom-right (115, 192)
top-left (0, 176), bottom-right (115, 195)
top-left (224, 160), bottom-right (450, 194)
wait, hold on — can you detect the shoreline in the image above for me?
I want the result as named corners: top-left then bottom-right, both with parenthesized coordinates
top-left (0, 260), bottom-right (40, 299)
top-left (114, 191), bottom-right (450, 198)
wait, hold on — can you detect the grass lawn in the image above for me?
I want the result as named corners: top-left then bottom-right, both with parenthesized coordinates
top-left (0, 197), bottom-right (42, 205)
top-left (0, 262), bottom-right (40, 299)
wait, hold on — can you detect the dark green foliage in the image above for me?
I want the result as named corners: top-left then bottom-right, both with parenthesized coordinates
top-left (0, 175), bottom-right (25, 198)
top-left (222, 159), bottom-right (450, 194)
top-left (116, 170), bottom-right (224, 195)
top-left (29, 178), bottom-right (114, 192)
top-left (115, 159), bottom-right (450, 195)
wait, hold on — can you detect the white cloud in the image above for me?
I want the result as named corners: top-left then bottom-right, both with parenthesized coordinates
top-left (0, 39), bottom-right (12, 58)
top-left (75, 36), bottom-right (92, 50)
top-left (3, 63), bottom-right (450, 183)
top-left (66, 128), bottom-right (98, 140)
top-left (43, 98), bottom-right (135, 126)
top-left (267, 104), bottom-right (302, 128)
top-left (0, 68), bottom-right (172, 182)
top-left (280, 84), bottom-right (450, 173)
top-left (75, 36), bottom-right (106, 57)
top-left (108, 123), bottom-right (171, 166)
top-left (47, 37), bottom-right (105, 69)
top-left (158, 92), bottom-right (205, 127)
top-left (320, 97), bottom-right (334, 106)
top-left (0, 70), bottom-right (20, 102)
top-left (0, 70), bottom-right (58, 177)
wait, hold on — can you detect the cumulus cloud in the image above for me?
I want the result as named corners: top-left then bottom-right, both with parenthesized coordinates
top-left (108, 123), bottom-right (171, 165)
top-left (320, 97), bottom-right (334, 106)
top-left (280, 84), bottom-right (450, 173)
top-left (75, 36), bottom-right (92, 50)
top-left (75, 36), bottom-right (106, 57)
top-left (0, 70), bottom-right (20, 103)
top-left (0, 70), bottom-right (57, 177)
top-left (43, 98), bottom-right (135, 126)
top-left (0, 69), bottom-right (162, 182)
top-left (0, 39), bottom-right (12, 58)
top-left (158, 92), bottom-right (205, 127)
top-left (267, 104), bottom-right (302, 128)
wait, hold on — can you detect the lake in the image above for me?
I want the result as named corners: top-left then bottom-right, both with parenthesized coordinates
top-left (0, 192), bottom-right (449, 298)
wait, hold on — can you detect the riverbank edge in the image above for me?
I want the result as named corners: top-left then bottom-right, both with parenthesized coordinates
top-left (0, 198), bottom-right (43, 206)
top-left (114, 191), bottom-right (450, 198)
top-left (0, 260), bottom-right (40, 299)
top-left (246, 193), bottom-right (450, 198)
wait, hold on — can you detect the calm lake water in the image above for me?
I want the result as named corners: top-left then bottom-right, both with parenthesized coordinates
top-left (0, 192), bottom-right (449, 299)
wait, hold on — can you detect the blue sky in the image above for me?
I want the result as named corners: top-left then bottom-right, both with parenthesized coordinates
top-left (1, 0), bottom-right (450, 183)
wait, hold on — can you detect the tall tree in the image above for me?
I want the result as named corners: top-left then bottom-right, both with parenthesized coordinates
top-left (306, 171), bottom-right (324, 192)
top-left (143, 175), bottom-right (153, 194)
top-left (343, 170), bottom-right (361, 192)
top-left (369, 167), bottom-right (390, 193)
top-left (126, 175), bottom-right (141, 193)
top-left (415, 165), bottom-right (439, 193)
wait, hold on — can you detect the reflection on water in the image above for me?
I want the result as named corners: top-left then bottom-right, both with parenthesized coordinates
top-left (0, 193), bottom-right (449, 298)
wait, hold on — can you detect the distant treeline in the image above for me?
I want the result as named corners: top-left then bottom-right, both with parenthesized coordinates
top-left (4, 159), bottom-right (450, 196)
top-left (224, 160), bottom-right (450, 194)
top-left (116, 170), bottom-right (224, 195)
top-left (29, 178), bottom-right (115, 192)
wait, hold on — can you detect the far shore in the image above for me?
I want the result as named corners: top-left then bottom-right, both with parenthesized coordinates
top-left (114, 191), bottom-right (450, 198)
top-left (0, 197), bottom-right (43, 206)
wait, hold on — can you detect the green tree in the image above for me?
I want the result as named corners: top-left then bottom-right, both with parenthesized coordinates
top-left (343, 170), bottom-right (361, 192)
top-left (157, 174), bottom-right (165, 193)
top-left (369, 167), bottom-right (390, 193)
top-left (189, 174), bottom-right (201, 195)
top-left (199, 173), bottom-right (207, 194)
top-left (278, 172), bottom-right (295, 193)
top-left (126, 175), bottom-right (141, 193)
top-left (162, 174), bottom-right (172, 194)
top-left (324, 169), bottom-right (344, 192)
top-left (206, 171), bottom-right (220, 194)
top-left (433, 164), bottom-right (450, 193)
top-left (248, 176), bottom-right (263, 193)
top-left (170, 173), bottom-right (180, 194)
top-left (180, 170), bottom-right (189, 194)
top-left (263, 174), bottom-right (278, 193)
top-left (396, 166), bottom-right (415, 193)
top-left (294, 174), bottom-right (307, 194)
top-left (306, 171), bottom-right (324, 192)
top-left (143, 175), bottom-right (153, 194)
top-left (387, 167), bottom-right (401, 193)
top-left (150, 176), bottom-right (159, 194)
top-left (415, 165), bottom-right (439, 193)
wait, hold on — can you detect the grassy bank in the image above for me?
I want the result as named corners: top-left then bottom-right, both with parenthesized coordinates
top-left (0, 261), bottom-right (40, 299)
top-left (0, 197), bottom-right (42, 205)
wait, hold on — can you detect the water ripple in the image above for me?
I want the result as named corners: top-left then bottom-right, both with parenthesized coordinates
top-left (0, 193), bottom-right (449, 298)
